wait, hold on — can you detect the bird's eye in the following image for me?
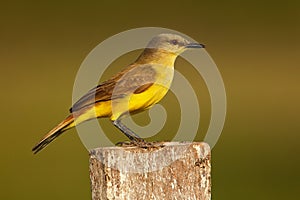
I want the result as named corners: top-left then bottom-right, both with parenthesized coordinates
top-left (171, 40), bottom-right (178, 45)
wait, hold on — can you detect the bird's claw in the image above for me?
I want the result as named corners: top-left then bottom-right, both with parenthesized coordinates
top-left (116, 140), bottom-right (165, 150)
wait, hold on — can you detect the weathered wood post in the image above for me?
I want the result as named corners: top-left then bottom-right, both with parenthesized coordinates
top-left (89, 142), bottom-right (211, 200)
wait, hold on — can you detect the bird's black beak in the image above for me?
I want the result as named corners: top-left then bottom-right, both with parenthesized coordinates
top-left (185, 43), bottom-right (205, 49)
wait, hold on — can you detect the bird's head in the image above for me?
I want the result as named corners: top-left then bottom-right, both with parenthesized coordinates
top-left (146, 33), bottom-right (205, 55)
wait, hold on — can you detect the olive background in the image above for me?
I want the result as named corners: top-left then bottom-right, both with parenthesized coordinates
top-left (0, 1), bottom-right (299, 199)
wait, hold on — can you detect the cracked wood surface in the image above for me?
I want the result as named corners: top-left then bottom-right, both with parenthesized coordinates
top-left (89, 142), bottom-right (211, 200)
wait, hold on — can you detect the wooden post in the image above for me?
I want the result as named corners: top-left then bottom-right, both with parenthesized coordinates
top-left (89, 142), bottom-right (211, 200)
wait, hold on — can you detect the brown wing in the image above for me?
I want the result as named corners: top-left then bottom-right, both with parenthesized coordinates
top-left (133, 83), bottom-right (154, 94)
top-left (70, 64), bottom-right (156, 112)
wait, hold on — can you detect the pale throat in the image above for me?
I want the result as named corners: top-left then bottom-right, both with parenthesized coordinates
top-left (155, 53), bottom-right (177, 67)
top-left (136, 49), bottom-right (178, 67)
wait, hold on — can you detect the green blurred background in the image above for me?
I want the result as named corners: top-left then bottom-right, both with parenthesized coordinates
top-left (1, 0), bottom-right (299, 199)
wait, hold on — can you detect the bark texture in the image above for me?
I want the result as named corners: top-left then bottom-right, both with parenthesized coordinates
top-left (89, 142), bottom-right (211, 200)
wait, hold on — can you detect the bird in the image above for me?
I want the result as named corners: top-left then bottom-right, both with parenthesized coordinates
top-left (32, 33), bottom-right (205, 154)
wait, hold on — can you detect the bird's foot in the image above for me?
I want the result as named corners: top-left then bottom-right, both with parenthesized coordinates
top-left (116, 140), bottom-right (165, 150)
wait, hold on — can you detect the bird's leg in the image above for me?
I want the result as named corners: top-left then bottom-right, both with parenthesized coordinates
top-left (113, 120), bottom-right (165, 149)
top-left (113, 120), bottom-right (145, 142)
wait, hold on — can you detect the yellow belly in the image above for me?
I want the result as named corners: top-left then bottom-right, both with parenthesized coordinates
top-left (110, 65), bottom-right (174, 120)
top-left (110, 83), bottom-right (170, 121)
top-left (74, 66), bottom-right (174, 124)
top-left (130, 84), bottom-right (169, 110)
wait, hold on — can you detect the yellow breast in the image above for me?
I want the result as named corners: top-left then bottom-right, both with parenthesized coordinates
top-left (111, 65), bottom-right (174, 120)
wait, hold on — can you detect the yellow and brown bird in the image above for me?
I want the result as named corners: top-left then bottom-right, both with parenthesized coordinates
top-left (32, 33), bottom-right (204, 154)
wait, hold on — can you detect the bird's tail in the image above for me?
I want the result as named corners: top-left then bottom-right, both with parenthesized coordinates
top-left (32, 115), bottom-right (75, 154)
